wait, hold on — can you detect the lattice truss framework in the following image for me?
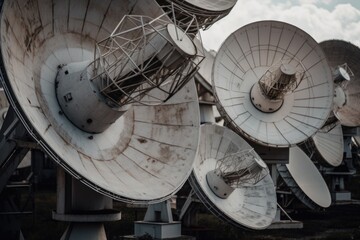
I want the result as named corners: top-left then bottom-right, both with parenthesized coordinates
top-left (87, 7), bottom-right (204, 106)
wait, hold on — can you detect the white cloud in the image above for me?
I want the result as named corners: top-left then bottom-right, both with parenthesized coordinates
top-left (298, 0), bottom-right (333, 4)
top-left (200, 1), bottom-right (360, 51)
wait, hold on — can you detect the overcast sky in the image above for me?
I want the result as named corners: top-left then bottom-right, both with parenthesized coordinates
top-left (201, 0), bottom-right (360, 51)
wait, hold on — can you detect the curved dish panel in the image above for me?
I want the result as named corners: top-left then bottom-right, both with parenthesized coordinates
top-left (181, 0), bottom-right (236, 12)
top-left (278, 146), bottom-right (331, 209)
top-left (311, 123), bottom-right (343, 167)
top-left (190, 124), bottom-right (277, 230)
top-left (320, 40), bottom-right (360, 127)
top-left (212, 21), bottom-right (333, 147)
top-left (0, 0), bottom-right (200, 204)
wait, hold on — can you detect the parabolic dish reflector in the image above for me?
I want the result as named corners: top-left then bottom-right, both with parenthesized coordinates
top-left (277, 146), bottom-right (331, 210)
top-left (308, 123), bottom-right (343, 167)
top-left (0, 0), bottom-right (200, 203)
top-left (320, 40), bottom-right (360, 127)
top-left (189, 124), bottom-right (277, 230)
top-left (212, 21), bottom-right (333, 147)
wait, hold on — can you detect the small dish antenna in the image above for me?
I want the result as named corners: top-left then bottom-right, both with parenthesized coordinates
top-left (301, 123), bottom-right (343, 167)
top-left (320, 40), bottom-right (360, 127)
top-left (189, 124), bottom-right (277, 230)
top-left (212, 21), bottom-right (334, 147)
top-left (0, 0), bottom-right (202, 204)
top-left (277, 146), bottom-right (331, 210)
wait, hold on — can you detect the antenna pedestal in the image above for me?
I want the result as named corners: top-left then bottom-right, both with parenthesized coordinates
top-left (53, 168), bottom-right (121, 240)
top-left (134, 200), bottom-right (183, 239)
top-left (267, 164), bottom-right (303, 229)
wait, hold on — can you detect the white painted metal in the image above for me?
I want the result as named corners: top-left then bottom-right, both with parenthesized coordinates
top-left (0, 0), bottom-right (200, 204)
top-left (134, 200), bottom-right (182, 239)
top-left (285, 146), bottom-right (331, 208)
top-left (207, 149), bottom-right (268, 193)
top-left (182, 0), bottom-right (237, 12)
top-left (17, 152), bottom-right (31, 169)
top-left (354, 136), bottom-right (360, 147)
top-left (189, 124), bottom-right (277, 230)
top-left (212, 21), bottom-right (333, 147)
top-left (311, 123), bottom-right (344, 167)
top-left (55, 11), bottom-right (203, 133)
top-left (320, 40), bottom-right (360, 127)
top-left (157, 0), bottom-right (237, 31)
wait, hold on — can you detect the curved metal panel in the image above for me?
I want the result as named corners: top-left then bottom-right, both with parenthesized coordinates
top-left (320, 40), bottom-right (360, 127)
top-left (212, 21), bottom-right (333, 147)
top-left (0, 0), bottom-right (200, 204)
top-left (310, 124), bottom-right (343, 167)
top-left (190, 124), bottom-right (277, 230)
top-left (278, 146), bottom-right (331, 209)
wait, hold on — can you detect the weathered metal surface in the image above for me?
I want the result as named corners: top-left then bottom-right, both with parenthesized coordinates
top-left (0, 0), bottom-right (200, 204)
top-left (320, 40), bottom-right (360, 127)
top-left (182, 0), bottom-right (236, 12)
top-left (301, 123), bottom-right (344, 167)
top-left (189, 124), bottom-right (277, 230)
top-left (278, 146), bottom-right (331, 209)
top-left (156, 0), bottom-right (237, 31)
top-left (212, 21), bottom-right (334, 147)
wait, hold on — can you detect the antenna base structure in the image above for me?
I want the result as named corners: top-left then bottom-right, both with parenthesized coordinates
top-left (133, 200), bottom-right (184, 239)
top-left (53, 168), bottom-right (121, 240)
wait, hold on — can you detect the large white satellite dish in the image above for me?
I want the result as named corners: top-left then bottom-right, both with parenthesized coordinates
top-left (320, 40), bottom-right (360, 127)
top-left (302, 123), bottom-right (344, 167)
top-left (212, 21), bottom-right (333, 147)
top-left (0, 0), bottom-right (201, 204)
top-left (189, 124), bottom-right (277, 230)
top-left (277, 146), bottom-right (331, 210)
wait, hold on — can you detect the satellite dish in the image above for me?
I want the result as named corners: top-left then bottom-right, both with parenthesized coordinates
top-left (0, 0), bottom-right (201, 203)
top-left (212, 21), bottom-right (334, 147)
top-left (277, 146), bottom-right (331, 210)
top-left (301, 123), bottom-right (344, 167)
top-left (320, 40), bottom-right (360, 127)
top-left (156, 0), bottom-right (237, 31)
top-left (189, 124), bottom-right (277, 230)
